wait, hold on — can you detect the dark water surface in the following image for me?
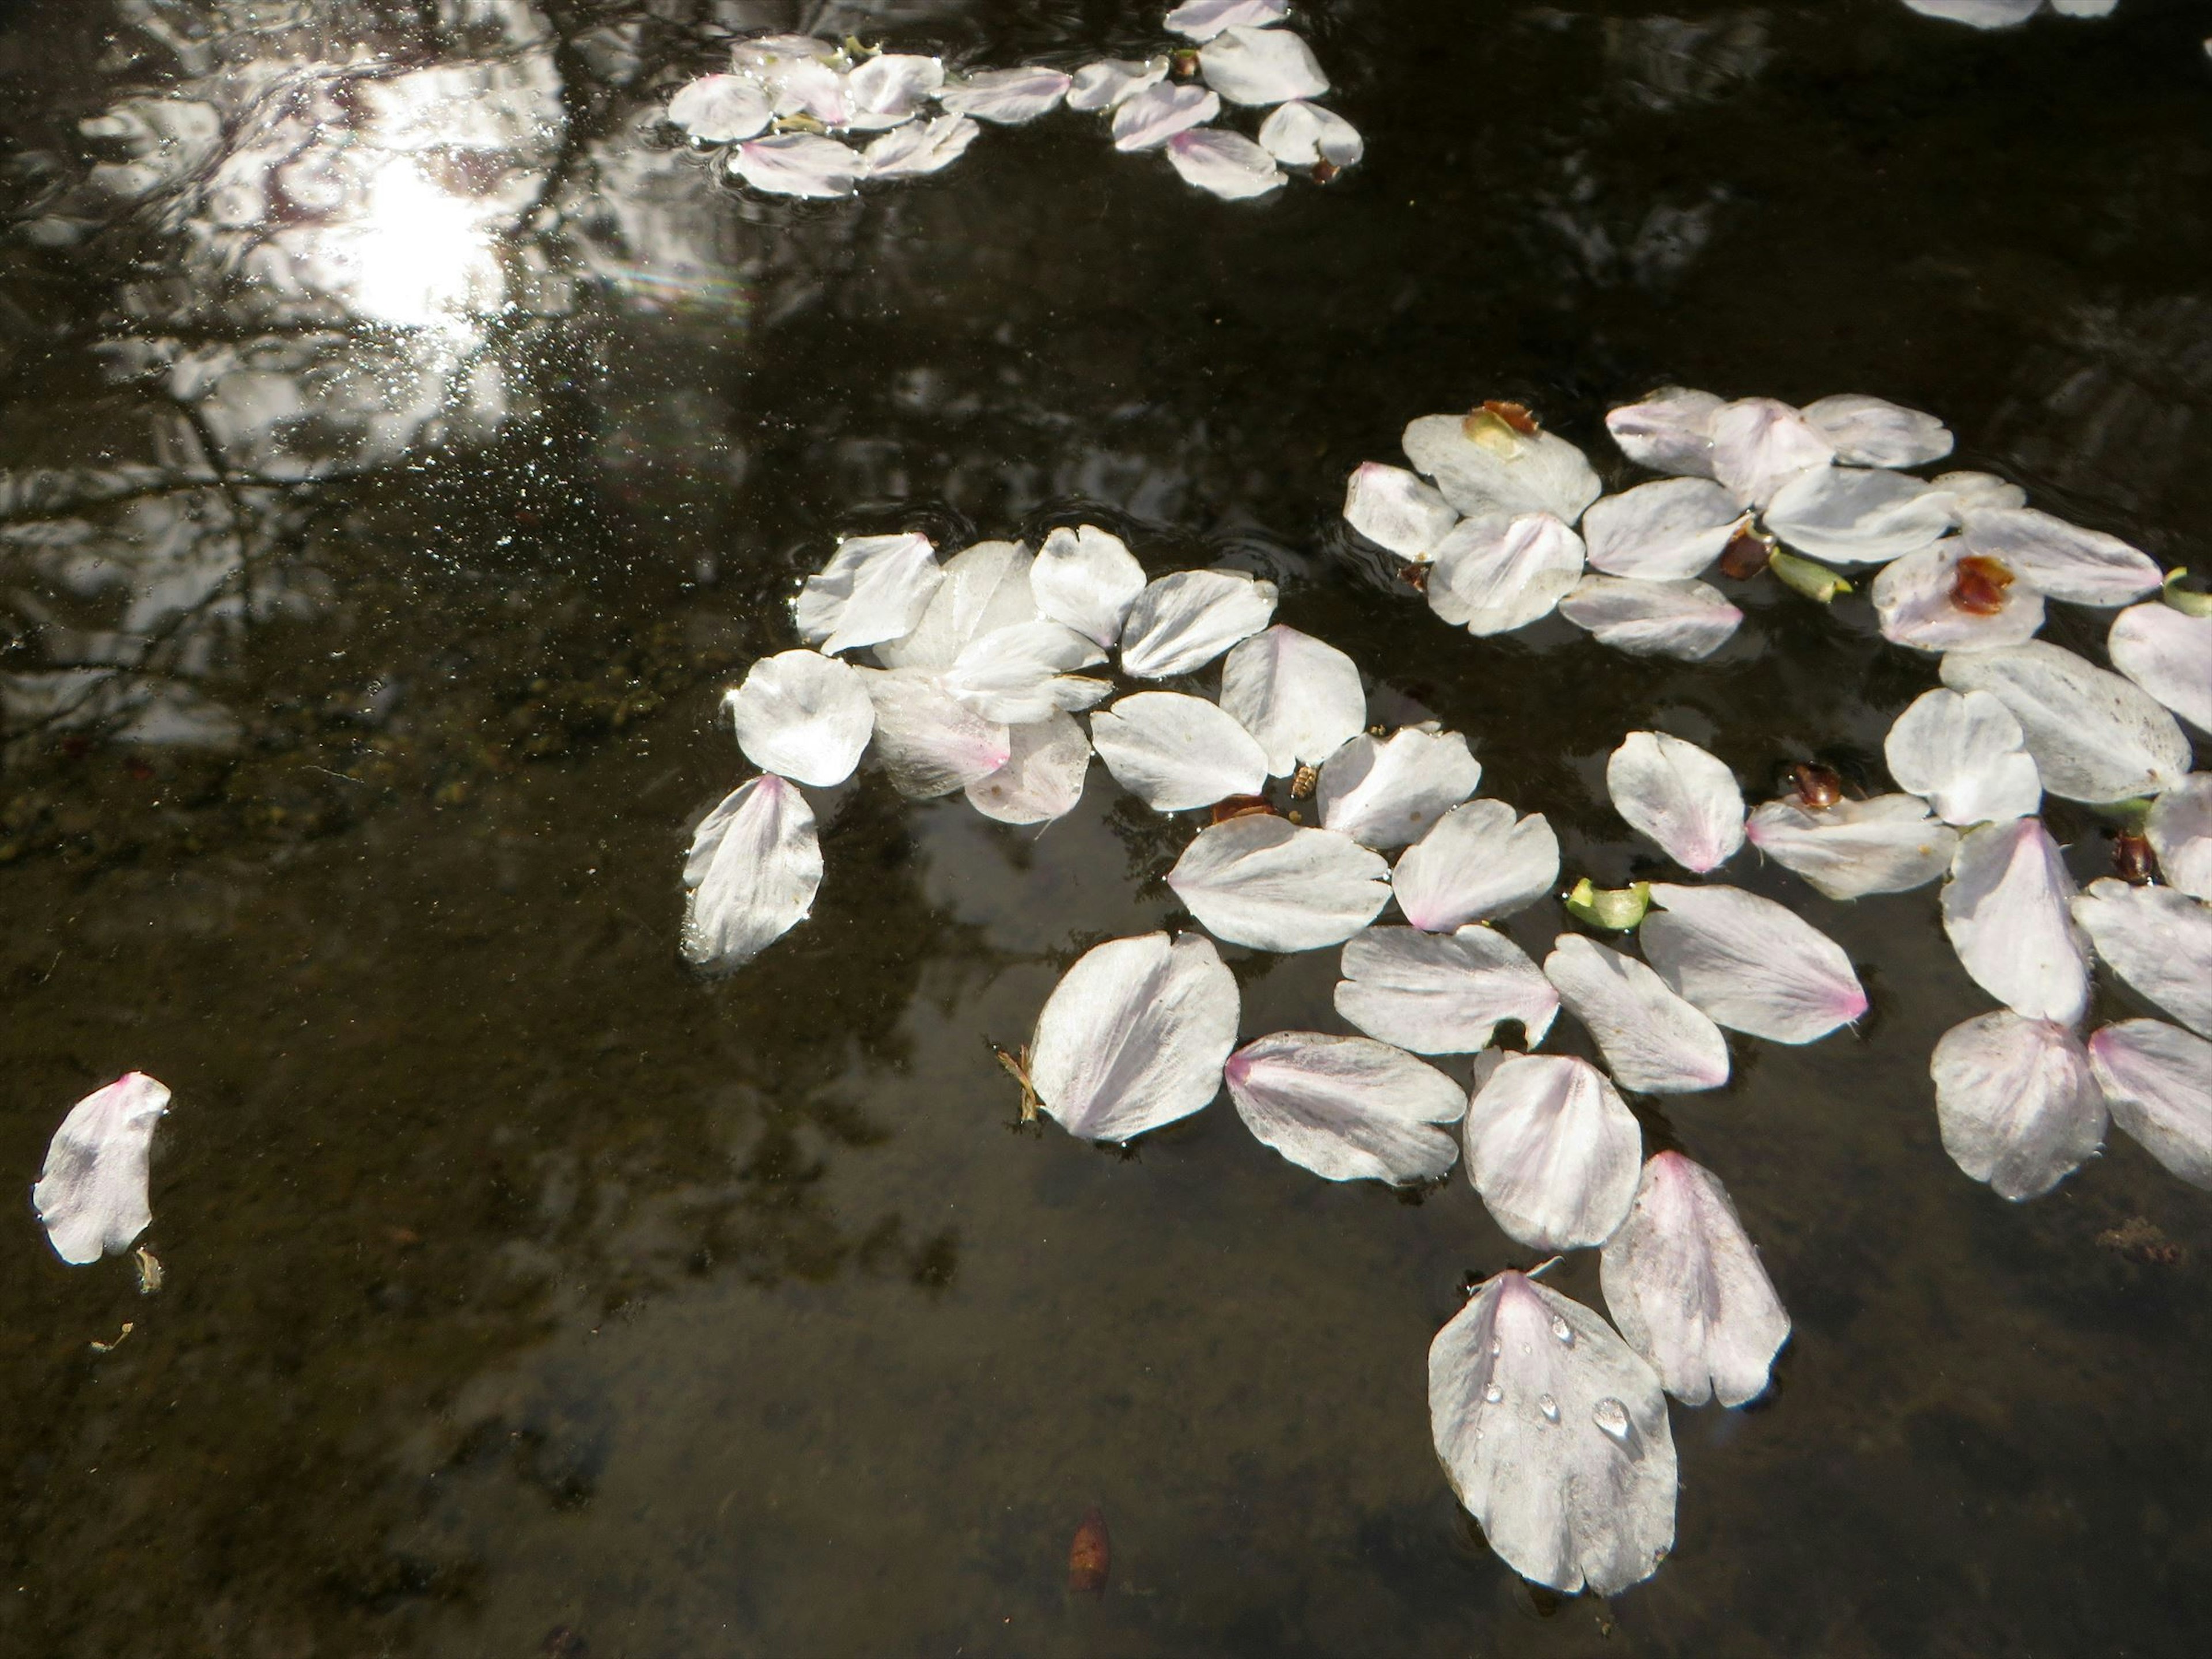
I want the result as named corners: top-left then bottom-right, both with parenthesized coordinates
top-left (5, 0), bottom-right (2212, 1654)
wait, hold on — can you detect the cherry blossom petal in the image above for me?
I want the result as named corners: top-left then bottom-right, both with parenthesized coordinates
top-left (1343, 461), bottom-right (1458, 560)
top-left (730, 132), bottom-right (863, 198)
top-left (937, 66), bottom-right (1072, 124)
top-left (1164, 127), bottom-right (1285, 198)
top-left (1111, 82), bottom-right (1221, 150)
top-left (876, 539), bottom-right (1033, 669)
top-left (853, 666), bottom-right (1010, 797)
top-left (1605, 387), bottom-right (1723, 479)
top-left (941, 620), bottom-right (1108, 724)
top-left (1902, 0), bottom-right (2052, 28)
top-left (1745, 793), bottom-right (1959, 900)
top-left (1032, 524), bottom-right (1146, 648)
top-left (1710, 397), bottom-right (1834, 509)
top-left (681, 775), bottom-right (823, 969)
top-left (864, 113), bottom-right (979, 178)
top-left (1392, 800), bottom-right (1560, 931)
top-left (1426, 512), bottom-right (1586, 636)
top-left (794, 531), bottom-right (942, 655)
top-left (1941, 817), bottom-right (2090, 1025)
top-left (1403, 414), bottom-right (1603, 524)
top-left (1168, 816), bottom-right (1389, 950)
top-left (1198, 24), bottom-right (1330, 104)
top-left (1218, 624), bottom-right (1366, 775)
top-left (840, 53), bottom-right (945, 130)
top-left (1925, 471), bottom-right (2027, 515)
top-left (1464, 1054), bottom-right (1643, 1249)
top-left (1872, 539), bottom-right (2047, 654)
top-left (1559, 576), bottom-right (1743, 662)
top-left (1316, 726), bottom-right (1482, 850)
top-left (1883, 687), bottom-right (2043, 826)
top-left (2073, 879), bottom-right (2212, 1039)
top-left (1118, 568), bottom-right (1278, 677)
top-left (1640, 883), bottom-right (1868, 1043)
top-left (1764, 465), bottom-right (1953, 565)
top-left (2088, 1018), bottom-right (2212, 1188)
top-left (1257, 100), bottom-right (1363, 166)
top-left (1581, 477), bottom-right (1741, 579)
top-left (723, 649), bottom-right (874, 787)
top-left (1958, 507), bottom-right (2161, 607)
top-left (32, 1073), bottom-right (170, 1265)
top-left (1225, 1032), bottom-right (1465, 1183)
top-left (2146, 775), bottom-right (2212, 900)
top-left (1544, 935), bottom-right (1730, 1094)
top-left (1940, 641), bottom-right (2192, 804)
top-left (1606, 730), bottom-right (1745, 873)
top-left (1335, 924), bottom-right (1560, 1054)
top-left (740, 44), bottom-right (850, 123)
top-left (2108, 601), bottom-right (2212, 734)
top-left (1930, 1012), bottom-right (2105, 1200)
top-left (1165, 0), bottom-right (1289, 39)
top-left (668, 75), bottom-right (772, 142)
top-left (1599, 1152), bottom-right (1789, 1406)
top-left (1067, 57), bottom-right (1170, 111)
top-left (1029, 931), bottom-right (1240, 1142)
top-left (1430, 1271), bottom-right (1676, 1598)
top-left (965, 710), bottom-right (1091, 826)
top-left (1089, 690), bottom-right (1268, 810)
top-left (1798, 394), bottom-right (1954, 469)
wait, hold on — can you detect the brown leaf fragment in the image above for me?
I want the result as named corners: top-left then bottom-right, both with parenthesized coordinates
top-left (2097, 1217), bottom-right (2185, 1266)
top-left (1068, 1505), bottom-right (1111, 1594)
top-left (995, 1046), bottom-right (1041, 1123)
top-left (1718, 529), bottom-right (1772, 580)
top-left (1209, 794), bottom-right (1279, 824)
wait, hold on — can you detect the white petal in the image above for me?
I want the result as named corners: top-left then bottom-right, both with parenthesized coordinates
top-left (32, 1073), bottom-right (170, 1264)
top-left (1029, 931), bottom-right (1240, 1141)
top-left (736, 39), bottom-right (849, 122)
top-left (1558, 575), bottom-right (1742, 662)
top-left (1168, 816), bottom-right (1389, 950)
top-left (1464, 1054), bottom-right (1642, 1249)
top-left (1256, 100), bottom-right (1363, 166)
top-left (1765, 465), bottom-right (1953, 565)
top-left (1164, 127), bottom-right (1284, 198)
top-left (1426, 512), bottom-right (1586, 636)
top-left (1343, 461), bottom-right (1458, 560)
top-left (1198, 24), bottom-right (1329, 104)
top-left (1958, 507), bottom-right (2161, 607)
top-left (1119, 567), bottom-right (1278, 677)
top-left (1392, 800), bottom-right (1560, 931)
top-left (1581, 476), bottom-right (1741, 579)
top-left (1225, 1032), bottom-right (1465, 1182)
top-left (942, 620), bottom-right (1108, 724)
top-left (1798, 393), bottom-right (1954, 468)
top-left (1089, 690), bottom-right (1267, 810)
top-left (1883, 688), bottom-right (2042, 826)
top-left (937, 66), bottom-right (1071, 124)
top-left (1111, 82), bottom-right (1219, 150)
top-left (1335, 924), bottom-right (1560, 1054)
top-left (841, 54), bottom-right (944, 128)
top-left (2088, 1019), bottom-right (2212, 1188)
top-left (1066, 57), bottom-right (1169, 111)
top-left (680, 775), bottom-right (822, 968)
top-left (853, 666), bottom-right (1010, 796)
top-left (1710, 397), bottom-right (1834, 509)
top-left (1925, 471), bottom-right (2027, 515)
top-left (1745, 794), bottom-right (1959, 900)
top-left (964, 710), bottom-right (1091, 825)
top-left (1317, 727), bottom-right (1482, 850)
top-left (1544, 935), bottom-right (1730, 1094)
top-left (1606, 730), bottom-right (1744, 873)
top-left (1430, 1272), bottom-right (1676, 1597)
top-left (1940, 641), bottom-right (2192, 804)
top-left (2108, 601), bottom-right (2212, 735)
top-left (1218, 624), bottom-right (1366, 776)
top-left (1902, 0), bottom-right (2050, 26)
top-left (668, 75), bottom-right (772, 142)
top-left (1600, 1153), bottom-right (1789, 1407)
top-left (1930, 1012), bottom-right (2105, 1200)
top-left (2073, 879), bottom-right (2212, 1039)
top-left (1165, 0), bottom-right (1288, 40)
top-left (723, 649), bottom-right (874, 787)
top-left (1403, 414), bottom-right (1603, 524)
top-left (1604, 386), bottom-right (1722, 479)
top-left (876, 539), bottom-right (1033, 669)
top-left (1941, 817), bottom-right (2090, 1025)
top-left (863, 113), bottom-right (979, 178)
top-left (2146, 775), bottom-right (2212, 900)
top-left (794, 531), bottom-right (942, 655)
top-left (1640, 883), bottom-right (1868, 1043)
top-left (730, 132), bottom-right (862, 198)
top-left (1873, 539), bottom-right (2047, 654)
top-left (1032, 524), bottom-right (1146, 647)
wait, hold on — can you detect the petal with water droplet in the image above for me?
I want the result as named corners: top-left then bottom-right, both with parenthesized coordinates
top-left (1581, 477), bottom-right (1741, 579)
top-left (32, 1072), bottom-right (171, 1265)
top-left (1163, 127), bottom-right (1284, 198)
top-left (1218, 624), bottom-right (1366, 775)
top-left (2088, 1018), bottom-right (2212, 1188)
top-left (2108, 601), bottom-right (2212, 736)
top-left (1392, 800), bottom-right (1560, 931)
top-left (723, 649), bottom-right (874, 787)
top-left (2073, 879), bottom-right (2212, 1039)
top-left (1317, 727), bottom-right (1482, 850)
top-left (1225, 1032), bottom-right (1465, 1182)
top-left (1426, 512), bottom-right (1586, 636)
top-left (1872, 539), bottom-right (2046, 654)
top-left (668, 75), bottom-right (773, 142)
top-left (1941, 641), bottom-right (2191, 804)
top-left (942, 620), bottom-right (1109, 724)
top-left (730, 131), bottom-right (863, 198)
top-left (876, 540), bottom-right (1033, 670)
top-left (1066, 56), bottom-right (1169, 110)
top-left (1710, 398), bottom-right (1834, 509)
top-left (1766, 465), bottom-right (1953, 565)
top-left (1165, 0), bottom-right (1289, 39)
top-left (1343, 461), bottom-right (1458, 560)
top-left (2146, 775), bottom-right (2212, 901)
top-left (1257, 99), bottom-right (1362, 166)
top-left (1168, 816), bottom-right (1389, 950)
top-left (1032, 525), bottom-right (1145, 649)
top-left (841, 53), bottom-right (945, 130)
top-left (1957, 507), bottom-right (2161, 607)
top-left (1335, 923), bottom-right (1560, 1054)
top-left (681, 775), bottom-right (823, 969)
top-left (864, 113), bottom-right (979, 178)
top-left (1089, 690), bottom-right (1267, 810)
top-left (1198, 24), bottom-right (1328, 104)
top-left (965, 710), bottom-right (1091, 825)
top-left (853, 666), bottom-right (1010, 797)
top-left (937, 66), bottom-right (1072, 123)
top-left (1883, 687), bottom-right (2043, 825)
top-left (1111, 82), bottom-right (1219, 150)
top-left (1029, 931), bottom-right (1240, 1142)
top-left (1404, 415), bottom-right (1602, 524)
top-left (1558, 576), bottom-right (1742, 662)
top-left (794, 531), bottom-right (942, 655)
top-left (1930, 1012), bottom-right (2105, 1200)
top-left (1605, 387), bottom-right (1722, 479)
top-left (1607, 730), bottom-right (1744, 873)
top-left (1746, 793), bottom-right (1959, 900)
top-left (1465, 1054), bottom-right (1642, 1249)
top-left (1798, 394), bottom-right (1954, 469)
top-left (1119, 568), bottom-right (1278, 677)
top-left (1639, 883), bottom-right (1868, 1043)
top-left (1544, 935), bottom-right (1729, 1094)
top-left (1941, 817), bottom-right (2090, 1025)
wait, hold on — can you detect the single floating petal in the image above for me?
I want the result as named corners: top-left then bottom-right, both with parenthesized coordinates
top-left (1959, 507), bottom-right (2161, 607)
top-left (1067, 57), bottom-right (1169, 111)
top-left (1032, 524), bottom-right (1146, 648)
top-left (1119, 568), bottom-right (1278, 677)
top-left (1640, 883), bottom-right (1868, 1043)
top-left (1940, 641), bottom-right (2191, 804)
top-left (1392, 800), bottom-right (1560, 932)
top-left (32, 1073), bottom-right (171, 1265)
top-left (1164, 127), bottom-right (1285, 198)
top-left (1256, 100), bottom-right (1362, 167)
top-left (854, 666), bottom-right (1010, 797)
top-left (876, 539), bottom-right (1033, 671)
top-left (1403, 412), bottom-right (1603, 524)
top-left (1872, 539), bottom-right (2047, 654)
top-left (864, 113), bottom-right (979, 178)
top-left (1764, 465), bottom-right (1952, 566)
top-left (1168, 816), bottom-right (1389, 950)
top-left (1426, 512), bottom-right (1586, 637)
top-left (1198, 24), bottom-right (1330, 104)
top-left (841, 53), bottom-right (945, 130)
top-left (1606, 730), bottom-right (1745, 873)
top-left (1317, 726), bottom-right (1482, 850)
top-left (1559, 576), bottom-right (1741, 662)
top-left (1545, 934), bottom-right (1730, 1094)
top-left (1429, 1271), bottom-right (1676, 1598)
top-left (2073, 879), bottom-right (2212, 1040)
top-left (1710, 397), bottom-right (1834, 509)
top-left (1343, 461), bottom-right (1458, 561)
top-left (2088, 1019), bottom-right (2212, 1189)
top-left (942, 620), bottom-right (1109, 724)
top-left (1746, 793), bottom-right (1959, 900)
top-left (1165, 0), bottom-right (1289, 39)
top-left (681, 775), bottom-right (823, 969)
top-left (1899, 1), bottom-right (2043, 32)
top-left (794, 531), bottom-right (942, 655)
top-left (937, 66), bottom-right (1072, 124)
top-left (1335, 924), bottom-right (1560, 1054)
top-left (1089, 690), bottom-right (1267, 810)
top-left (1029, 931), bottom-right (1240, 1142)
top-left (965, 711), bottom-right (1090, 825)
top-left (1930, 1012), bottom-right (2105, 1200)
top-left (668, 75), bottom-right (773, 142)
top-left (1218, 624), bottom-right (1367, 775)
top-left (1798, 393), bottom-right (1954, 469)
top-left (724, 649), bottom-right (874, 787)
top-left (1581, 476), bottom-right (1741, 580)
top-left (2146, 775), bottom-right (2212, 901)
top-left (1925, 471), bottom-right (2027, 516)
top-left (730, 131), bottom-right (863, 198)
top-left (1111, 82), bottom-right (1220, 151)
top-left (1225, 1032), bottom-right (1465, 1183)
top-left (2108, 601), bottom-right (2212, 735)
top-left (1941, 817), bottom-right (2090, 1026)
top-left (1605, 386), bottom-right (1723, 479)
top-left (1464, 1054), bottom-right (1642, 1250)
top-left (1883, 687), bottom-right (2042, 826)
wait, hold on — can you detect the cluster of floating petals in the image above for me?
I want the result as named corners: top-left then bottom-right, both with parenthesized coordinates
top-left (33, 1073), bottom-right (171, 1266)
top-left (664, 13), bottom-right (1360, 202)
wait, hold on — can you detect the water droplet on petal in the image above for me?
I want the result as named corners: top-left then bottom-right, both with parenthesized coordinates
top-left (1483, 1382), bottom-right (1503, 1404)
top-left (1537, 1392), bottom-right (1559, 1423)
top-left (1550, 1315), bottom-right (1573, 1345)
top-left (1592, 1397), bottom-right (1631, 1441)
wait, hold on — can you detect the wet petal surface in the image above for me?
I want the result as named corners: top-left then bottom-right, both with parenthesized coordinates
top-left (1225, 1032), bottom-right (1465, 1182)
top-left (1317, 727), bottom-right (1483, 850)
top-left (1218, 624), bottom-right (1366, 775)
top-left (1391, 798), bottom-right (1560, 932)
top-left (1089, 690), bottom-right (1268, 811)
top-left (1883, 687), bottom-right (2043, 825)
top-left (1941, 641), bottom-right (2191, 804)
top-left (1029, 931), bottom-right (1240, 1142)
top-left (1941, 817), bottom-right (2090, 1026)
top-left (1606, 730), bottom-right (1745, 873)
top-left (1167, 815), bottom-right (1390, 950)
top-left (1641, 883), bottom-right (1868, 1043)
top-left (33, 1073), bottom-right (171, 1266)
top-left (680, 775), bottom-right (823, 969)
top-left (1464, 1053), bottom-right (1643, 1250)
top-left (1544, 934), bottom-right (1731, 1094)
top-left (1335, 924), bottom-right (1560, 1054)
top-left (1746, 793), bottom-right (1959, 900)
top-left (1930, 1012), bottom-right (2105, 1200)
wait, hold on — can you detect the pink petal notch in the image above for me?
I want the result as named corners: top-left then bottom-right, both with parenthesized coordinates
top-left (33, 1073), bottom-right (172, 1266)
top-left (1639, 883), bottom-right (1868, 1044)
top-left (1930, 1012), bottom-right (2106, 1200)
top-left (681, 775), bottom-right (823, 969)
top-left (1940, 817), bottom-right (2090, 1027)
top-left (1224, 1032), bottom-right (1467, 1183)
top-left (1167, 816), bottom-right (1390, 951)
top-left (1391, 800), bottom-right (1560, 933)
top-left (1606, 730), bottom-right (1745, 873)
top-left (1335, 924), bottom-right (1560, 1054)
top-left (1028, 931), bottom-right (1241, 1143)
top-left (1543, 935), bottom-right (1730, 1094)
top-left (2072, 880), bottom-right (2212, 1040)
top-left (1032, 525), bottom-right (1145, 649)
top-left (2088, 1020), bottom-right (2212, 1190)
top-left (1464, 1054), bottom-right (1643, 1249)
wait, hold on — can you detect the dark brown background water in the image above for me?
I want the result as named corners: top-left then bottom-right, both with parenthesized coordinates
top-left (3, 0), bottom-right (2211, 1654)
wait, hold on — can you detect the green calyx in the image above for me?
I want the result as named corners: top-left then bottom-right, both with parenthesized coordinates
top-left (2162, 568), bottom-right (2212, 618)
top-left (1768, 550), bottom-right (1851, 605)
top-left (1565, 878), bottom-right (1651, 931)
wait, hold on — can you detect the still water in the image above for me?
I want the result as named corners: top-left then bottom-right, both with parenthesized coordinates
top-left (3, 0), bottom-right (2211, 1653)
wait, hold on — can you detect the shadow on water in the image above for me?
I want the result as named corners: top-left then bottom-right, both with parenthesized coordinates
top-left (2, 0), bottom-right (2212, 1653)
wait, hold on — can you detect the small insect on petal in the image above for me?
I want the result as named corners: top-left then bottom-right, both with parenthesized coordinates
top-left (1950, 554), bottom-right (2015, 616)
top-left (2113, 831), bottom-right (2159, 885)
top-left (1291, 763), bottom-right (1319, 799)
top-left (1069, 1506), bottom-right (1111, 1593)
top-left (1717, 530), bottom-right (1771, 579)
